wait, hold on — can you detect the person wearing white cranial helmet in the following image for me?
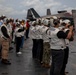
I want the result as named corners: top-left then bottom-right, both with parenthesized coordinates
top-left (39, 18), bottom-right (51, 68)
top-left (49, 16), bottom-right (58, 27)
top-left (60, 19), bottom-right (74, 75)
top-left (0, 17), bottom-right (12, 65)
top-left (30, 19), bottom-right (43, 61)
top-left (49, 17), bottom-right (74, 75)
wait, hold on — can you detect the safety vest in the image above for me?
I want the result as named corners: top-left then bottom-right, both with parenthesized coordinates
top-left (40, 25), bottom-right (50, 42)
top-left (50, 27), bottom-right (66, 50)
top-left (15, 27), bottom-right (23, 37)
top-left (0, 24), bottom-right (10, 39)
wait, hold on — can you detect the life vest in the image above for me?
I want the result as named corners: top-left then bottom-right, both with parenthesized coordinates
top-left (50, 27), bottom-right (66, 50)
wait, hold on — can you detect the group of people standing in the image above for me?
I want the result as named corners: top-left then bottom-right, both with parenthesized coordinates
top-left (30, 19), bottom-right (51, 68)
top-left (30, 16), bottom-right (74, 75)
top-left (0, 15), bottom-right (30, 65)
top-left (0, 14), bottom-right (74, 75)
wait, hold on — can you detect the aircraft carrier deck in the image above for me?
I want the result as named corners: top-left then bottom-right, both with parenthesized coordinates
top-left (0, 33), bottom-right (76, 75)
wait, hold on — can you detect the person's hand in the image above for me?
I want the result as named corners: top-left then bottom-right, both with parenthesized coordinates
top-left (67, 26), bottom-right (74, 39)
top-left (69, 25), bottom-right (73, 31)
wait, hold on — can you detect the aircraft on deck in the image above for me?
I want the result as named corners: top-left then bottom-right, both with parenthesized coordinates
top-left (26, 8), bottom-right (76, 30)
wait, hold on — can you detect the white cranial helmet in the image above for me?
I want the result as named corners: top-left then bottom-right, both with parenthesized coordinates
top-left (43, 19), bottom-right (49, 25)
top-left (32, 21), bottom-right (36, 25)
top-left (62, 19), bottom-right (70, 24)
top-left (52, 16), bottom-right (57, 19)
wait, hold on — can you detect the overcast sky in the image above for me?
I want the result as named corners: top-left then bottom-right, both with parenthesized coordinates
top-left (0, 0), bottom-right (76, 19)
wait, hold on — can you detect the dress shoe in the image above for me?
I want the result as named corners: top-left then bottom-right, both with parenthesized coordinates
top-left (9, 47), bottom-right (13, 51)
top-left (41, 63), bottom-right (45, 67)
top-left (44, 64), bottom-right (51, 68)
top-left (1, 59), bottom-right (11, 65)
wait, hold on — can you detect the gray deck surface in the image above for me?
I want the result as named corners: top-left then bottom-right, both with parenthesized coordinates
top-left (0, 33), bottom-right (76, 75)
